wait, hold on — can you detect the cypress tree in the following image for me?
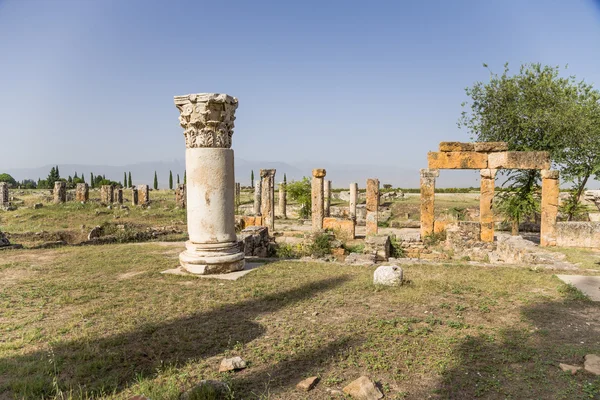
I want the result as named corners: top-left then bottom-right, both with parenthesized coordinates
top-left (81, 173), bottom-right (85, 183)
top-left (284, 173), bottom-right (287, 185)
top-left (128, 172), bottom-right (132, 188)
top-left (153, 171), bottom-right (158, 190)
top-left (90, 173), bottom-right (94, 188)
top-left (169, 170), bottom-right (173, 190)
top-left (177, 174), bottom-right (180, 185)
top-left (55, 165), bottom-right (60, 179)
top-left (251, 170), bottom-right (254, 187)
top-left (184, 170), bottom-right (186, 184)
top-left (124, 172), bottom-right (127, 188)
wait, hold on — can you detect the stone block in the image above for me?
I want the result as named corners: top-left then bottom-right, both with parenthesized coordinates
top-left (556, 222), bottom-right (600, 248)
top-left (323, 217), bottom-right (356, 241)
top-left (242, 215), bottom-right (264, 228)
top-left (434, 220), bottom-right (449, 233)
top-left (0, 182), bottom-right (9, 205)
top-left (53, 181), bottom-right (66, 204)
top-left (365, 235), bottom-right (391, 261)
top-left (176, 184), bottom-right (186, 208)
top-left (428, 151), bottom-right (488, 169)
top-left (75, 183), bottom-right (89, 202)
top-left (488, 151), bottom-right (550, 170)
top-left (343, 376), bottom-right (383, 400)
top-left (366, 178), bottom-right (379, 236)
top-left (373, 265), bottom-right (403, 286)
top-left (439, 142), bottom-right (475, 152)
top-left (238, 226), bottom-right (270, 257)
top-left (100, 185), bottom-right (114, 204)
top-left (541, 171), bottom-right (559, 247)
top-left (473, 142), bottom-right (508, 152)
top-left (138, 184), bottom-right (149, 205)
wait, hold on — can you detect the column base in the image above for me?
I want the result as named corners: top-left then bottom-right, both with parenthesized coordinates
top-left (179, 241), bottom-right (245, 275)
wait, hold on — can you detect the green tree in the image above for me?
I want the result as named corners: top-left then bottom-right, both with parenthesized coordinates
top-left (124, 172), bottom-right (127, 188)
top-left (153, 171), bottom-right (158, 190)
top-left (184, 170), bottom-right (186, 185)
top-left (169, 170), bottom-right (173, 190)
top-left (459, 62), bottom-right (600, 225)
top-left (283, 173), bottom-right (287, 186)
top-left (177, 174), bottom-right (180, 185)
top-left (128, 172), bottom-right (132, 188)
top-left (0, 173), bottom-right (17, 186)
top-left (46, 166), bottom-right (60, 188)
top-left (251, 170), bottom-right (254, 188)
top-left (287, 177), bottom-right (312, 219)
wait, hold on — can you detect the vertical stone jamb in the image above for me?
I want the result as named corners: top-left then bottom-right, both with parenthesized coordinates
top-left (260, 169), bottom-right (276, 232)
top-left (420, 169), bottom-right (439, 239)
top-left (324, 180), bottom-right (331, 217)
top-left (541, 170), bottom-right (559, 247)
top-left (75, 183), bottom-right (89, 202)
top-left (349, 183), bottom-right (358, 220)
top-left (53, 181), bottom-right (66, 204)
top-left (479, 169), bottom-right (496, 242)
top-left (254, 179), bottom-right (262, 216)
top-left (176, 184), bottom-right (186, 208)
top-left (366, 178), bottom-right (380, 236)
top-left (235, 182), bottom-right (241, 207)
top-left (115, 188), bottom-right (123, 205)
top-left (312, 169), bottom-right (326, 230)
top-left (131, 187), bottom-right (139, 206)
top-left (0, 182), bottom-right (9, 207)
top-left (100, 185), bottom-right (114, 204)
top-left (138, 184), bottom-right (149, 205)
top-left (174, 92), bottom-right (245, 274)
top-left (279, 182), bottom-right (287, 218)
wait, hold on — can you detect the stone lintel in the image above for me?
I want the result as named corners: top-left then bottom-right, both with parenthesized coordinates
top-left (260, 169), bottom-right (276, 178)
top-left (428, 151), bottom-right (488, 169)
top-left (474, 142), bottom-right (509, 152)
top-left (439, 142), bottom-right (475, 152)
top-left (488, 151), bottom-right (550, 170)
top-left (541, 169), bottom-right (559, 179)
top-left (420, 168), bottom-right (440, 178)
top-left (312, 169), bottom-right (326, 178)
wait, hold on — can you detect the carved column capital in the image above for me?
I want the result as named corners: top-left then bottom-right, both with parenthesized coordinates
top-left (174, 93), bottom-right (238, 149)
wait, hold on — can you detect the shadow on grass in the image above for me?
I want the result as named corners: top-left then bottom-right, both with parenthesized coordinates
top-left (435, 300), bottom-right (600, 399)
top-left (0, 276), bottom-right (349, 398)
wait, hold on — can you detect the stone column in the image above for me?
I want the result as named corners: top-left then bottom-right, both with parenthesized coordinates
top-left (540, 170), bottom-right (559, 247)
top-left (174, 92), bottom-right (244, 274)
top-left (324, 180), bottom-right (331, 217)
top-left (349, 183), bottom-right (358, 220)
top-left (312, 169), bottom-right (326, 230)
top-left (100, 185), bottom-right (114, 204)
top-left (479, 169), bottom-right (496, 242)
top-left (75, 183), bottom-right (89, 202)
top-left (138, 184), bottom-right (149, 205)
top-left (0, 182), bottom-right (9, 206)
top-left (260, 169), bottom-right (276, 231)
top-left (131, 187), bottom-right (139, 206)
top-left (53, 181), bottom-right (66, 204)
top-left (366, 178), bottom-right (380, 236)
top-left (176, 184), bottom-right (186, 208)
top-left (279, 182), bottom-right (287, 218)
top-left (235, 182), bottom-right (241, 207)
top-left (420, 169), bottom-right (439, 239)
top-left (254, 179), bottom-right (262, 216)
top-left (115, 188), bottom-right (123, 205)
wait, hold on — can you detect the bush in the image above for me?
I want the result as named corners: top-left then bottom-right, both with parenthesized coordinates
top-left (275, 243), bottom-right (300, 259)
top-left (287, 177), bottom-right (311, 218)
top-left (307, 232), bottom-right (332, 257)
top-left (423, 231), bottom-right (446, 246)
top-left (0, 173), bottom-right (17, 187)
top-left (389, 235), bottom-right (405, 258)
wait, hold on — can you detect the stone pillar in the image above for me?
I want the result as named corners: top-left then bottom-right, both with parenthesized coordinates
top-left (312, 169), bottom-right (326, 230)
top-left (235, 182), bottom-right (241, 207)
top-left (349, 183), bottom-right (358, 220)
top-left (420, 169), bottom-right (439, 239)
top-left (0, 182), bottom-right (9, 206)
top-left (479, 169), bottom-right (496, 242)
top-left (100, 185), bottom-right (114, 204)
top-left (174, 92), bottom-right (244, 274)
top-left (324, 180), bottom-right (331, 217)
top-left (260, 169), bottom-right (276, 232)
top-left (366, 178), bottom-right (380, 236)
top-left (176, 184), bottom-right (186, 208)
top-left (541, 170), bottom-right (559, 247)
top-left (131, 187), bottom-right (139, 206)
top-left (279, 182), bottom-right (287, 218)
top-left (138, 184), bottom-right (149, 205)
top-left (115, 188), bottom-right (123, 205)
top-left (253, 179), bottom-right (262, 216)
top-left (53, 181), bottom-right (66, 204)
top-left (75, 183), bottom-right (89, 202)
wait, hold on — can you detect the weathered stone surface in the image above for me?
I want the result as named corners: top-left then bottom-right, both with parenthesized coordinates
top-left (239, 226), bottom-right (271, 257)
top-left (254, 179), bottom-right (262, 216)
top-left (219, 356), bottom-right (247, 372)
top-left (439, 142), bottom-right (474, 152)
top-left (349, 183), bottom-right (358, 220)
top-left (53, 181), bottom-right (66, 204)
top-left (115, 188), bottom-right (123, 205)
top-left (373, 265), bottom-right (403, 286)
top-left (366, 179), bottom-right (379, 236)
top-left (175, 184), bottom-right (186, 208)
top-left (540, 170), bottom-right (559, 247)
top-left (420, 169), bottom-right (437, 238)
top-left (75, 183), bottom-right (89, 202)
top-left (260, 169), bottom-right (276, 231)
top-left (323, 217), bottom-right (355, 241)
top-left (559, 363), bottom-right (582, 375)
top-left (584, 190), bottom-right (600, 211)
top-left (480, 169), bottom-right (496, 242)
top-left (584, 354), bottom-right (600, 375)
top-left (100, 185), bottom-right (114, 204)
top-left (473, 142), bottom-right (508, 152)
top-left (488, 151), bottom-right (550, 170)
top-left (312, 169), bottom-right (326, 231)
top-left (174, 93), bottom-right (238, 148)
top-left (131, 187), bottom-right (138, 206)
top-left (278, 182), bottom-right (287, 218)
top-left (428, 151), bottom-right (488, 169)
top-left (0, 182), bottom-right (9, 206)
top-left (365, 235), bottom-right (390, 261)
top-left (235, 182), bottom-right (241, 206)
top-left (0, 230), bottom-right (11, 247)
top-left (241, 215), bottom-right (264, 228)
top-left (343, 376), bottom-right (383, 400)
top-left (345, 253), bottom-right (376, 266)
top-left (324, 180), bottom-right (331, 217)
top-left (138, 185), bottom-right (149, 205)
top-left (555, 222), bottom-right (600, 248)
top-left (296, 376), bottom-right (319, 391)
top-left (88, 226), bottom-right (103, 240)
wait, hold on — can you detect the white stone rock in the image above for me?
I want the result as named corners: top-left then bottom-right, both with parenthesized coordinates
top-left (584, 354), bottom-right (600, 375)
top-left (343, 376), bottom-right (383, 400)
top-left (373, 265), bottom-right (403, 286)
top-left (219, 356), bottom-right (247, 372)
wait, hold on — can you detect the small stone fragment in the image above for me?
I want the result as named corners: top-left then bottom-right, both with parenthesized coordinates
top-left (296, 376), bottom-right (319, 391)
top-left (219, 356), bottom-right (247, 372)
top-left (343, 376), bottom-right (383, 400)
top-left (559, 363), bottom-right (581, 374)
top-left (373, 265), bottom-right (403, 286)
top-left (584, 354), bottom-right (600, 375)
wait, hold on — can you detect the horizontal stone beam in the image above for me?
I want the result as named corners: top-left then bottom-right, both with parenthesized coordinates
top-left (439, 141), bottom-right (508, 153)
top-left (488, 151), bottom-right (550, 170)
top-left (439, 142), bottom-right (474, 152)
top-left (428, 151), bottom-right (488, 169)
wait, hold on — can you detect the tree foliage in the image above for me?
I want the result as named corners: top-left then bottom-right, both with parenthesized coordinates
top-left (287, 177), bottom-right (311, 218)
top-left (0, 173), bottom-right (17, 186)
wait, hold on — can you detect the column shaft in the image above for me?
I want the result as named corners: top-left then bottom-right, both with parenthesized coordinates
top-left (540, 170), bottom-right (559, 247)
top-left (480, 169), bottom-right (496, 242)
top-left (366, 178), bottom-right (380, 235)
top-left (312, 169), bottom-right (326, 230)
top-left (420, 169), bottom-right (439, 238)
top-left (349, 183), bottom-right (358, 220)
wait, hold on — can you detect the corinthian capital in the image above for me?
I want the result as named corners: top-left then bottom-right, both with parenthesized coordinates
top-left (174, 93), bottom-right (238, 148)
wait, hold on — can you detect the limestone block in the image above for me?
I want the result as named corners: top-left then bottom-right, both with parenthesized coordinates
top-left (0, 182), bottom-right (9, 205)
top-left (75, 183), bottom-right (89, 202)
top-left (242, 215), bottom-right (264, 228)
top-left (100, 185), bottom-right (114, 204)
top-left (238, 226), bottom-right (270, 257)
top-left (176, 184), bottom-right (186, 208)
top-left (115, 188), bottom-right (123, 204)
top-left (343, 376), bottom-right (383, 400)
top-left (366, 178), bottom-right (379, 236)
top-left (480, 169), bottom-right (496, 242)
top-left (439, 142), bottom-right (475, 152)
top-left (540, 171), bottom-right (559, 247)
top-left (260, 169), bottom-right (276, 231)
top-left (373, 265), bottom-right (403, 286)
top-left (555, 222), bottom-right (600, 248)
top-left (296, 376), bottom-right (319, 391)
top-left (584, 354), bottom-right (600, 376)
top-left (138, 184), bottom-right (149, 205)
top-left (219, 356), bottom-right (246, 372)
top-left (420, 169), bottom-right (437, 238)
top-left (474, 142), bottom-right (508, 152)
top-left (428, 151), bottom-right (488, 169)
top-left (488, 151), bottom-right (550, 170)
top-left (365, 235), bottom-right (391, 261)
top-left (131, 187), bottom-right (139, 205)
top-left (53, 181), bottom-right (66, 204)
top-left (323, 217), bottom-right (355, 241)
top-left (312, 169), bottom-right (326, 231)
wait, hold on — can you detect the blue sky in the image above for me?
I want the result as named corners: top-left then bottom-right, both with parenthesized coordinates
top-left (1, 0), bottom-right (599, 173)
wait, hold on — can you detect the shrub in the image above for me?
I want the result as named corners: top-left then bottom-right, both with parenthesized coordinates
top-left (307, 232), bottom-right (332, 257)
top-left (423, 230), bottom-right (446, 246)
top-left (286, 177), bottom-right (311, 218)
top-left (389, 235), bottom-right (405, 258)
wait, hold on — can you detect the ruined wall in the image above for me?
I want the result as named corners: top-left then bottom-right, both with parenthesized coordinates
top-left (555, 222), bottom-right (600, 248)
